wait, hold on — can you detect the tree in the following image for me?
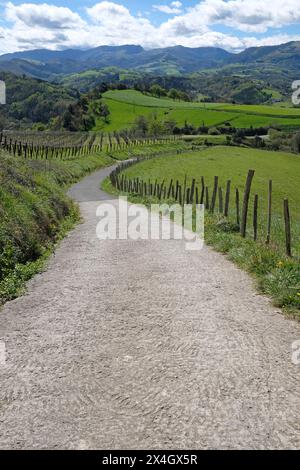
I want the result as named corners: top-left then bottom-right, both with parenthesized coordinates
top-left (63, 110), bottom-right (77, 131)
top-left (91, 100), bottom-right (110, 123)
top-left (164, 119), bottom-right (177, 134)
top-left (148, 113), bottom-right (165, 136)
top-left (91, 100), bottom-right (103, 116)
top-left (78, 97), bottom-right (89, 113)
top-left (168, 88), bottom-right (180, 101)
top-left (135, 115), bottom-right (148, 135)
top-left (83, 114), bottom-right (95, 131)
top-left (100, 103), bottom-right (110, 123)
top-left (150, 85), bottom-right (167, 98)
top-left (178, 91), bottom-right (190, 102)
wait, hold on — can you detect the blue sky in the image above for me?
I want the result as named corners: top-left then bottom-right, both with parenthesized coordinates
top-left (0, 0), bottom-right (300, 54)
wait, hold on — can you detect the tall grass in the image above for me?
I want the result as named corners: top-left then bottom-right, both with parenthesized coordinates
top-left (0, 150), bottom-right (112, 304)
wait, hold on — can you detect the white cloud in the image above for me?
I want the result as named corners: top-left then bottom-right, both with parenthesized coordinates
top-left (0, 1), bottom-right (300, 54)
top-left (153, 2), bottom-right (183, 15)
top-left (185, 0), bottom-right (300, 33)
top-left (5, 2), bottom-right (84, 29)
top-left (87, 1), bottom-right (131, 21)
top-left (85, 2), bottom-right (157, 48)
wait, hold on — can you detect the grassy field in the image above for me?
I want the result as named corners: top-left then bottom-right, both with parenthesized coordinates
top-left (0, 150), bottom-right (112, 304)
top-left (103, 90), bottom-right (220, 108)
top-left (218, 104), bottom-right (300, 116)
top-left (94, 98), bottom-right (166, 131)
top-left (96, 90), bottom-right (300, 132)
top-left (122, 146), bottom-right (300, 217)
top-left (105, 145), bottom-right (300, 314)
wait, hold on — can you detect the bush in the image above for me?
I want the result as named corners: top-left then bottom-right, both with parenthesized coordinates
top-left (216, 218), bottom-right (240, 233)
top-left (292, 133), bottom-right (300, 153)
top-left (208, 127), bottom-right (221, 135)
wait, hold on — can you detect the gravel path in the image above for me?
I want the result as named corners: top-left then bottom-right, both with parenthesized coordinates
top-left (0, 164), bottom-right (300, 450)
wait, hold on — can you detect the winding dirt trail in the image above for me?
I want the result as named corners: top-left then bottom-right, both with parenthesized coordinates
top-left (0, 164), bottom-right (300, 449)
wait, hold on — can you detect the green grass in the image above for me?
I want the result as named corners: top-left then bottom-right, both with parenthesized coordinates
top-left (97, 90), bottom-right (300, 132)
top-left (217, 103), bottom-right (300, 117)
top-left (0, 150), bottom-right (112, 305)
top-left (122, 146), bottom-right (300, 217)
top-left (167, 108), bottom-right (238, 127)
top-left (229, 114), bottom-right (300, 129)
top-left (97, 96), bottom-right (236, 132)
top-left (94, 98), bottom-right (166, 131)
top-left (96, 98), bottom-right (244, 131)
top-left (105, 145), bottom-right (300, 315)
top-left (103, 90), bottom-right (217, 109)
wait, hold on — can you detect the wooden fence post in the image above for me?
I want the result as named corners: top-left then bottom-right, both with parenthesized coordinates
top-left (284, 199), bottom-right (292, 257)
top-left (210, 176), bottom-right (218, 213)
top-left (167, 179), bottom-right (173, 199)
top-left (175, 180), bottom-right (179, 201)
top-left (240, 170), bottom-right (255, 238)
top-left (186, 188), bottom-right (190, 205)
top-left (236, 188), bottom-right (240, 227)
top-left (183, 175), bottom-right (187, 207)
top-left (266, 179), bottom-right (272, 244)
top-left (196, 187), bottom-right (199, 205)
top-left (200, 177), bottom-right (205, 205)
top-left (224, 180), bottom-right (231, 217)
top-left (179, 185), bottom-right (182, 205)
top-left (218, 187), bottom-right (223, 214)
top-left (253, 195), bottom-right (258, 241)
top-left (205, 187), bottom-right (209, 210)
top-left (190, 178), bottom-right (196, 204)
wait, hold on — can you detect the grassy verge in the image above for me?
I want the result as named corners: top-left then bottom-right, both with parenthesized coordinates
top-left (102, 145), bottom-right (300, 318)
top-left (0, 150), bottom-right (112, 305)
top-left (204, 215), bottom-right (300, 319)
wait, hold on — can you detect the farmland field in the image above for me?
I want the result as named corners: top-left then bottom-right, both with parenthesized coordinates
top-left (103, 90), bottom-right (221, 108)
top-left (218, 104), bottom-right (300, 116)
top-left (119, 145), bottom-right (300, 254)
top-left (94, 98), bottom-right (166, 131)
top-left (97, 90), bottom-right (300, 132)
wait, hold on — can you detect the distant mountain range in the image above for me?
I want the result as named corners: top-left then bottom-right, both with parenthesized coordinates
top-left (0, 42), bottom-right (299, 80)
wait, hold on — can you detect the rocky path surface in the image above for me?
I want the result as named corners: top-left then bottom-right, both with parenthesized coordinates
top-left (0, 164), bottom-right (300, 449)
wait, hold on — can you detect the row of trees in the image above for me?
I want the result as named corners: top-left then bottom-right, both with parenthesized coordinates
top-left (132, 114), bottom-right (291, 151)
top-left (149, 85), bottom-right (190, 102)
top-left (134, 114), bottom-right (176, 136)
top-left (133, 114), bottom-right (232, 136)
top-left (88, 80), bottom-right (192, 102)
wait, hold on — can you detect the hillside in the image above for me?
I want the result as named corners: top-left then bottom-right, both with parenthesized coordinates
top-left (0, 45), bottom-right (231, 78)
top-left (1, 71), bottom-right (300, 133)
top-left (59, 69), bottom-right (279, 104)
top-left (0, 42), bottom-right (299, 81)
top-left (93, 90), bottom-right (300, 132)
top-left (0, 72), bottom-right (79, 129)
